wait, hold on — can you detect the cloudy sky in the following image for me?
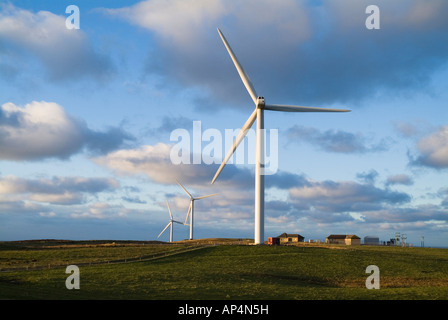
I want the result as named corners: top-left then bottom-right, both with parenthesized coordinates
top-left (1, 0), bottom-right (447, 247)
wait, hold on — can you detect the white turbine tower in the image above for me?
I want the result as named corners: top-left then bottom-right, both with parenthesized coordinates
top-left (212, 28), bottom-right (350, 245)
top-left (176, 180), bottom-right (218, 240)
top-left (158, 200), bottom-right (184, 242)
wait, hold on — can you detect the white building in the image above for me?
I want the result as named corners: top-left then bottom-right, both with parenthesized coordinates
top-left (364, 236), bottom-right (380, 245)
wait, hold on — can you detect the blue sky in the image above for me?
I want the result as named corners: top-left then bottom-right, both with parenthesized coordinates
top-left (1, 0), bottom-right (447, 247)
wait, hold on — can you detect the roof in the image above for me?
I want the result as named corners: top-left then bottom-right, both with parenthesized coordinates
top-left (326, 234), bottom-right (346, 239)
top-left (327, 234), bottom-right (360, 239)
top-left (277, 233), bottom-right (304, 238)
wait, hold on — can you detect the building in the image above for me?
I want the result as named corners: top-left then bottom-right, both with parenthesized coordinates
top-left (345, 235), bottom-right (361, 245)
top-left (364, 236), bottom-right (380, 245)
top-left (277, 233), bottom-right (305, 244)
top-left (326, 234), bottom-right (346, 244)
top-left (326, 234), bottom-right (361, 245)
top-left (268, 237), bottom-right (280, 245)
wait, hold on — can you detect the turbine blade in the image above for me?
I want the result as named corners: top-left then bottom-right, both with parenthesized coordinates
top-left (173, 220), bottom-right (184, 225)
top-left (264, 104), bottom-right (351, 113)
top-left (211, 108), bottom-right (257, 184)
top-left (166, 200), bottom-right (173, 220)
top-left (158, 223), bottom-right (171, 238)
top-left (176, 179), bottom-right (193, 199)
top-left (195, 193), bottom-right (219, 200)
top-left (217, 28), bottom-right (258, 104)
top-left (184, 201), bottom-right (192, 225)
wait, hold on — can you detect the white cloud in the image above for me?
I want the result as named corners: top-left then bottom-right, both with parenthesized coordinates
top-left (0, 101), bottom-right (133, 160)
top-left (104, 0), bottom-right (312, 107)
top-left (93, 142), bottom-right (257, 222)
top-left (93, 143), bottom-right (217, 185)
top-left (289, 179), bottom-right (411, 214)
top-left (0, 175), bottom-right (119, 205)
top-left (0, 3), bottom-right (112, 81)
top-left (105, 0), bottom-right (227, 46)
top-left (386, 174), bottom-right (414, 186)
top-left (361, 205), bottom-right (448, 224)
top-left (105, 0), bottom-right (448, 107)
top-left (105, 0), bottom-right (309, 47)
top-left (393, 120), bottom-right (433, 138)
top-left (287, 125), bottom-right (390, 154)
top-left (71, 202), bottom-right (129, 219)
top-left (0, 101), bottom-right (84, 160)
top-left (39, 211), bottom-right (56, 217)
top-left (414, 125), bottom-right (448, 169)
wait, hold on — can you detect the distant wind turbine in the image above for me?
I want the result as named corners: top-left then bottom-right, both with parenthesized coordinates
top-left (176, 180), bottom-right (218, 240)
top-left (212, 28), bottom-right (350, 245)
top-left (158, 200), bottom-right (184, 242)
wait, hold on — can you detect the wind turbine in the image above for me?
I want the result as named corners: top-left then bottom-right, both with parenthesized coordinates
top-left (158, 200), bottom-right (184, 242)
top-left (212, 28), bottom-right (350, 245)
top-left (176, 180), bottom-right (218, 240)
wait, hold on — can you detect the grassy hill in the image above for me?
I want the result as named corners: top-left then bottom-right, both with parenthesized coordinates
top-left (1, 239), bottom-right (447, 300)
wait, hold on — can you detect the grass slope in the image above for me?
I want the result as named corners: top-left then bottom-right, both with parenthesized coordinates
top-left (1, 240), bottom-right (447, 300)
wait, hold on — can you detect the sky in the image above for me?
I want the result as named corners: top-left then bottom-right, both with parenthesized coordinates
top-left (0, 0), bottom-right (447, 247)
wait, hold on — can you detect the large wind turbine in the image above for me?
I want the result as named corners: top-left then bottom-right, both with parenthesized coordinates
top-left (176, 180), bottom-right (218, 240)
top-left (212, 28), bottom-right (350, 245)
top-left (158, 200), bottom-right (184, 242)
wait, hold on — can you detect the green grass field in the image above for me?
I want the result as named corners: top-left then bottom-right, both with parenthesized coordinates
top-left (1, 239), bottom-right (447, 300)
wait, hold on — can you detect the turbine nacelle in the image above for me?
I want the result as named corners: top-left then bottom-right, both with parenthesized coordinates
top-left (256, 96), bottom-right (265, 109)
